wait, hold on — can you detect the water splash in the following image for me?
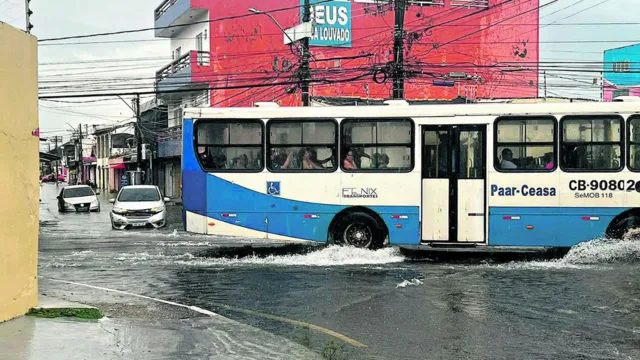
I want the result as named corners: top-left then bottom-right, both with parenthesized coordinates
top-left (488, 237), bottom-right (640, 271)
top-left (560, 238), bottom-right (640, 264)
top-left (156, 241), bottom-right (218, 247)
top-left (114, 252), bottom-right (196, 262)
top-left (396, 278), bottom-right (423, 288)
top-left (175, 245), bottom-right (405, 267)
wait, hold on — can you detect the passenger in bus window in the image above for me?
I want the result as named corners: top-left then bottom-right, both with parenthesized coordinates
top-left (232, 154), bottom-right (249, 169)
top-left (302, 147), bottom-right (324, 170)
top-left (351, 147), bottom-right (371, 168)
top-left (373, 153), bottom-right (390, 169)
top-left (634, 150), bottom-right (640, 168)
top-left (198, 147), bottom-right (214, 168)
top-left (271, 150), bottom-right (295, 170)
top-left (543, 153), bottom-right (554, 170)
top-left (212, 153), bottom-right (227, 169)
top-left (344, 150), bottom-right (357, 169)
top-left (500, 148), bottom-right (517, 169)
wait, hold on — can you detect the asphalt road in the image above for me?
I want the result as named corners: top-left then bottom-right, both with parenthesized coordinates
top-left (38, 183), bottom-right (640, 360)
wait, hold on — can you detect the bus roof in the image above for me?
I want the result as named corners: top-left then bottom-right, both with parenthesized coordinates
top-left (184, 102), bottom-right (640, 121)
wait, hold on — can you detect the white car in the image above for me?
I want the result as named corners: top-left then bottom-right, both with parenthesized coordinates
top-left (57, 185), bottom-right (100, 212)
top-left (109, 185), bottom-right (169, 230)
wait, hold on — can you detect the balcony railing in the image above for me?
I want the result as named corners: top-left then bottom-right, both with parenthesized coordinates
top-left (408, 0), bottom-right (445, 6)
top-left (155, 0), bottom-right (178, 20)
top-left (450, 0), bottom-right (489, 8)
top-left (156, 51), bottom-right (210, 84)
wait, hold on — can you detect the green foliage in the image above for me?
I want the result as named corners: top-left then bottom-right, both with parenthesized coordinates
top-left (27, 307), bottom-right (103, 320)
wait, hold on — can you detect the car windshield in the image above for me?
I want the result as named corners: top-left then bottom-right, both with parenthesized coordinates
top-left (117, 188), bottom-right (160, 202)
top-left (63, 187), bottom-right (94, 198)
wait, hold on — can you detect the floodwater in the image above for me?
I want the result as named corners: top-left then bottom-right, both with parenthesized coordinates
top-left (38, 183), bottom-right (640, 359)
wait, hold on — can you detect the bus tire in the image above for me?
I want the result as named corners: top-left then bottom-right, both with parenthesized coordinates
top-left (334, 212), bottom-right (384, 250)
top-left (606, 211), bottom-right (640, 240)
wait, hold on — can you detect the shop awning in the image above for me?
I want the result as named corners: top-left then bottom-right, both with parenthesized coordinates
top-left (109, 164), bottom-right (126, 169)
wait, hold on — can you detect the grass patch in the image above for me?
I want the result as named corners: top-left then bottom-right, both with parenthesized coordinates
top-left (27, 307), bottom-right (103, 320)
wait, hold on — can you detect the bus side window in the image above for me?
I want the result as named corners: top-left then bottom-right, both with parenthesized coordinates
top-left (560, 116), bottom-right (623, 172)
top-left (628, 115), bottom-right (640, 171)
top-left (267, 120), bottom-right (337, 172)
top-left (194, 120), bottom-right (264, 172)
top-left (341, 119), bottom-right (414, 172)
top-left (495, 116), bottom-right (556, 172)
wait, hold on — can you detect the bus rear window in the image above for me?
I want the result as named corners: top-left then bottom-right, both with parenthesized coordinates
top-left (560, 116), bottom-right (623, 172)
top-left (194, 120), bottom-right (263, 171)
top-left (267, 120), bottom-right (337, 172)
top-left (341, 119), bottom-right (414, 172)
top-left (495, 117), bottom-right (556, 172)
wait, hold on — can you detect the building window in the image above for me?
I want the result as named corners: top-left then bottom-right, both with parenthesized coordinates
top-left (196, 33), bottom-right (204, 65)
top-left (194, 120), bottom-right (263, 172)
top-left (267, 120), bottom-right (337, 172)
top-left (561, 116), bottom-right (623, 172)
top-left (613, 61), bottom-right (630, 73)
top-left (174, 47), bottom-right (181, 60)
top-left (495, 116), bottom-right (556, 171)
top-left (628, 116), bottom-right (640, 171)
top-left (341, 119), bottom-right (414, 172)
top-left (613, 89), bottom-right (630, 98)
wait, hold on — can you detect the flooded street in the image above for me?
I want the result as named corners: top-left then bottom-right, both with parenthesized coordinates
top-left (38, 183), bottom-right (640, 360)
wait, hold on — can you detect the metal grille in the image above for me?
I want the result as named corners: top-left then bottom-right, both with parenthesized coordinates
top-left (408, 0), bottom-right (445, 5)
top-left (450, 0), bottom-right (490, 8)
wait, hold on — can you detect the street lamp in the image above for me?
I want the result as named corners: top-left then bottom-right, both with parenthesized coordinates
top-left (248, 8), bottom-right (297, 48)
top-left (248, 6), bottom-right (312, 106)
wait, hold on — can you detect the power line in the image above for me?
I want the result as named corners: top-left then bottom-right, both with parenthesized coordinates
top-left (38, 0), bottom-right (335, 42)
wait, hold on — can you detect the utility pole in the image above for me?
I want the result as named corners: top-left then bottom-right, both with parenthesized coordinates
top-left (78, 124), bottom-right (83, 184)
top-left (543, 71), bottom-right (547, 100)
top-left (24, 0), bottom-right (33, 33)
top-left (392, 0), bottom-right (406, 99)
top-left (301, 0), bottom-right (311, 106)
top-left (135, 94), bottom-right (142, 172)
top-left (53, 135), bottom-right (61, 180)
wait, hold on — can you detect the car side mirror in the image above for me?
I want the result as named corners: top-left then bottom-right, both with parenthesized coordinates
top-left (109, 199), bottom-right (115, 204)
top-left (163, 197), bottom-right (170, 202)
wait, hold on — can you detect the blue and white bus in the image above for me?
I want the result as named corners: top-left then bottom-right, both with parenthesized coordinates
top-left (181, 100), bottom-right (640, 249)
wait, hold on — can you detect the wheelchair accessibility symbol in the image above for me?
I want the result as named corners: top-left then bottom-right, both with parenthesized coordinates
top-left (267, 181), bottom-right (281, 196)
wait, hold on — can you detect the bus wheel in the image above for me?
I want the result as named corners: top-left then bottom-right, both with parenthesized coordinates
top-left (607, 212), bottom-right (640, 240)
top-left (336, 212), bottom-right (383, 249)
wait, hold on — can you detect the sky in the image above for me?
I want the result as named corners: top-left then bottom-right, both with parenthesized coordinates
top-left (1, 0), bottom-right (640, 150)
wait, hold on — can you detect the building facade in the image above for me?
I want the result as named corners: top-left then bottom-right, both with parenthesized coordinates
top-left (95, 127), bottom-right (112, 191)
top-left (154, 0), bottom-right (540, 111)
top-left (603, 43), bottom-right (640, 102)
top-left (0, 22), bottom-right (39, 323)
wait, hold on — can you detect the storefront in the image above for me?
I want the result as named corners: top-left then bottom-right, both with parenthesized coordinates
top-left (108, 158), bottom-right (126, 193)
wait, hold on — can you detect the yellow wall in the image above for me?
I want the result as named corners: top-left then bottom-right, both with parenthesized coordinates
top-left (0, 23), bottom-right (39, 323)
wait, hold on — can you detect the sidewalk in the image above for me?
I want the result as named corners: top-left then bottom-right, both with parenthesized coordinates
top-left (0, 296), bottom-right (321, 360)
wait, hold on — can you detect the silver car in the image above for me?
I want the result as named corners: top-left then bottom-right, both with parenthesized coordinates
top-left (57, 185), bottom-right (100, 212)
top-left (109, 185), bottom-right (169, 230)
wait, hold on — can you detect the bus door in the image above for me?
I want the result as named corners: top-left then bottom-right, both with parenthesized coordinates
top-left (421, 125), bottom-right (486, 243)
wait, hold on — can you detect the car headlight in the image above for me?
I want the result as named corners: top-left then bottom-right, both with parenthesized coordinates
top-left (64, 201), bottom-right (75, 207)
top-left (112, 207), bottom-right (127, 214)
top-left (91, 200), bottom-right (99, 206)
top-left (150, 207), bottom-right (165, 214)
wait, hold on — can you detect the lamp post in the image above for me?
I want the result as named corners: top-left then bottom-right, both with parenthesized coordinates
top-left (249, 5), bottom-right (311, 106)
